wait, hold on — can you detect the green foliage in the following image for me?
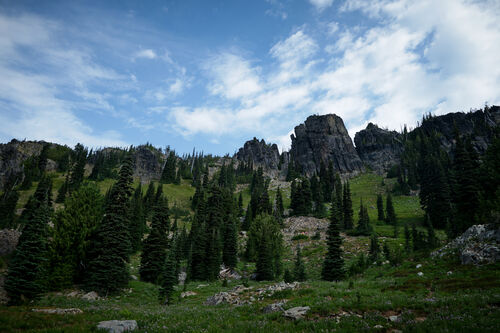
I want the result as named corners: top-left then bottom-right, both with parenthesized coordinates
top-left (129, 184), bottom-right (146, 253)
top-left (290, 178), bottom-right (312, 216)
top-left (321, 197), bottom-right (344, 281)
top-left (342, 181), bottom-right (354, 230)
top-left (5, 190), bottom-right (50, 304)
top-left (158, 247), bottom-right (178, 305)
top-left (376, 194), bottom-right (384, 221)
top-left (291, 234), bottom-right (309, 241)
top-left (85, 156), bottom-right (133, 295)
top-left (68, 143), bottom-right (88, 193)
top-left (161, 151), bottom-right (177, 184)
top-left (49, 183), bottom-right (104, 289)
top-left (0, 173), bottom-right (20, 228)
top-left (283, 268), bottom-right (293, 283)
top-left (353, 199), bottom-right (372, 236)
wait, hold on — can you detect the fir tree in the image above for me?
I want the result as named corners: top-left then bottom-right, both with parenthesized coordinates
top-left (256, 232), bottom-right (274, 281)
top-left (0, 173), bottom-right (20, 228)
top-left (385, 193), bottom-right (397, 225)
top-left (188, 198), bottom-right (207, 281)
top-left (321, 197), bottom-right (344, 281)
top-left (55, 174), bottom-right (68, 204)
top-left (369, 233), bottom-right (380, 262)
top-left (68, 143), bottom-right (87, 193)
top-left (334, 173), bottom-right (343, 222)
top-left (293, 245), bottom-right (307, 282)
top-left (355, 199), bottom-right (372, 235)
top-left (404, 223), bottom-right (411, 252)
top-left (85, 156), bottom-right (134, 295)
top-left (129, 184), bottom-right (146, 253)
top-left (376, 194), bottom-right (385, 221)
top-left (283, 268), bottom-right (293, 283)
top-left (49, 183), bottom-right (103, 289)
top-left (5, 180), bottom-right (51, 304)
top-left (160, 151), bottom-right (177, 184)
top-left (139, 196), bottom-right (170, 284)
top-left (276, 187), bottom-right (284, 217)
top-left (143, 182), bottom-right (156, 214)
top-left (424, 214), bottom-right (436, 248)
top-left (238, 192), bottom-right (244, 217)
top-left (223, 218), bottom-right (238, 269)
top-left (342, 181), bottom-right (354, 230)
top-left (158, 248), bottom-right (178, 305)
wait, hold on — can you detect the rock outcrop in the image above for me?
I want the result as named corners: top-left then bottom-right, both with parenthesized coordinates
top-left (431, 224), bottom-right (500, 265)
top-left (289, 114), bottom-right (363, 176)
top-left (415, 106), bottom-right (500, 154)
top-left (97, 320), bottom-right (138, 333)
top-left (235, 137), bottom-right (283, 178)
top-left (131, 145), bottom-right (165, 183)
top-left (354, 123), bottom-right (403, 174)
top-left (0, 229), bottom-right (21, 256)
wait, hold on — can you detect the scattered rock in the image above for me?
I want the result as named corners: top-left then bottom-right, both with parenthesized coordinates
top-left (97, 320), bottom-right (137, 333)
top-left (447, 271), bottom-right (453, 276)
top-left (219, 265), bottom-right (242, 280)
top-left (130, 275), bottom-right (138, 281)
top-left (263, 302), bottom-right (286, 314)
top-left (417, 272), bottom-right (424, 277)
top-left (205, 282), bottom-right (299, 306)
top-left (204, 292), bottom-right (233, 306)
top-left (82, 291), bottom-right (100, 301)
top-left (196, 284), bottom-right (209, 289)
top-left (416, 264), bottom-right (422, 269)
top-left (283, 306), bottom-right (310, 320)
top-left (66, 291), bottom-right (80, 298)
top-left (181, 291), bottom-right (197, 298)
top-left (431, 224), bottom-right (500, 265)
top-left (178, 271), bottom-right (187, 285)
top-left (373, 324), bottom-right (384, 329)
top-left (32, 308), bottom-right (83, 314)
top-left (389, 315), bottom-right (401, 323)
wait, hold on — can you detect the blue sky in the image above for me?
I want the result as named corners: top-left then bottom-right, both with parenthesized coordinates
top-left (0, 0), bottom-right (499, 155)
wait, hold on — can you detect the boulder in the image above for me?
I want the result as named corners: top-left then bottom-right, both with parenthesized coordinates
top-left (283, 306), bottom-right (310, 320)
top-left (181, 291), bottom-right (197, 298)
top-left (82, 291), bottom-right (100, 301)
top-left (263, 302), bottom-right (286, 314)
top-left (431, 224), bottom-right (500, 265)
top-left (97, 320), bottom-right (137, 333)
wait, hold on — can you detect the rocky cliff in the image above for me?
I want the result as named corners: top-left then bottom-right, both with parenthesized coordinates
top-left (132, 145), bottom-right (165, 183)
top-left (235, 138), bottom-right (281, 169)
top-left (416, 106), bottom-right (500, 154)
top-left (354, 123), bottom-right (403, 174)
top-left (289, 114), bottom-right (363, 176)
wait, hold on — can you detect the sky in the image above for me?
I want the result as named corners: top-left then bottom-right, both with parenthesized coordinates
top-left (0, 0), bottom-right (499, 155)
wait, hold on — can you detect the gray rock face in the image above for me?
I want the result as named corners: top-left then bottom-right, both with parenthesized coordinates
top-left (235, 138), bottom-right (282, 178)
top-left (417, 106), bottom-right (500, 155)
top-left (97, 320), bottom-right (137, 333)
top-left (0, 139), bottom-right (59, 190)
top-left (0, 229), bottom-right (21, 256)
top-left (431, 224), bottom-right (500, 265)
top-left (132, 145), bottom-right (165, 183)
top-left (290, 114), bottom-right (363, 176)
top-left (354, 123), bottom-right (403, 174)
top-left (283, 306), bottom-right (310, 320)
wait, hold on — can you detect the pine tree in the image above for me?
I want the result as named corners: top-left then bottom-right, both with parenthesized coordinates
top-left (321, 197), bottom-right (344, 281)
top-left (248, 214), bottom-right (283, 279)
top-left (84, 156), bottom-right (134, 295)
top-left (424, 214), bottom-right (436, 248)
top-left (256, 232), bottom-right (274, 281)
top-left (369, 233), bottom-right (380, 262)
top-left (376, 194), bottom-right (385, 221)
top-left (404, 223), bottom-right (411, 252)
top-left (158, 248), bottom-right (178, 305)
top-left (283, 268), bottom-right (293, 283)
top-left (293, 245), bottom-right (307, 282)
top-left (5, 180), bottom-right (51, 304)
top-left (238, 192), bottom-right (244, 217)
top-left (223, 218), bottom-right (238, 269)
top-left (140, 196), bottom-right (170, 284)
top-left (129, 184), bottom-right (146, 253)
top-left (334, 173), bottom-right (343, 223)
top-left (49, 183), bottom-right (103, 289)
top-left (161, 151), bottom-right (177, 184)
top-left (0, 173), bottom-right (20, 228)
top-left (143, 182), bottom-right (156, 214)
top-left (188, 198), bottom-right (207, 281)
top-left (342, 181), bottom-right (354, 230)
top-left (355, 199), bottom-right (372, 235)
top-left (385, 193), bottom-right (396, 225)
top-left (68, 143), bottom-right (87, 193)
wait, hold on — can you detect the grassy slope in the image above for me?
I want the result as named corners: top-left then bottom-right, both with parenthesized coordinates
top-left (2, 173), bottom-right (499, 332)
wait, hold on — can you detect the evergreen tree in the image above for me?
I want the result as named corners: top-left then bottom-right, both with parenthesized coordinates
top-left (55, 174), bottom-right (68, 204)
top-left (85, 156), bottom-right (134, 295)
top-left (355, 199), bottom-right (372, 235)
top-left (238, 192), bottom-right (244, 217)
top-left (68, 143), bottom-right (87, 193)
top-left (160, 151), bottom-right (177, 184)
top-left (256, 232), bottom-right (274, 281)
top-left (158, 247), bottom-right (178, 305)
top-left (404, 223), bottom-right (411, 252)
top-left (385, 193), bottom-right (397, 225)
top-left (342, 181), bottom-right (354, 230)
top-left (49, 183), bottom-right (103, 289)
top-left (369, 233), bottom-right (380, 262)
top-left (321, 198), bottom-right (344, 281)
top-left (5, 180), bottom-right (51, 304)
top-left (140, 196), bottom-right (170, 284)
top-left (283, 268), bottom-right (293, 283)
top-left (424, 214), bottom-right (436, 248)
top-left (129, 184), bottom-right (146, 253)
top-left (293, 245), bottom-right (307, 282)
top-left (188, 198), bottom-right (207, 281)
top-left (376, 194), bottom-right (385, 221)
top-left (242, 203), bottom-right (252, 231)
top-left (143, 182), bottom-right (156, 214)
top-left (223, 218), bottom-right (238, 269)
top-left (334, 173), bottom-right (343, 223)
top-left (0, 173), bottom-right (20, 228)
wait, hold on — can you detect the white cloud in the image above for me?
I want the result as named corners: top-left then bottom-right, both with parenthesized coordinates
top-left (205, 53), bottom-right (262, 100)
top-left (134, 48), bottom-right (157, 59)
top-left (169, 78), bottom-right (184, 95)
top-left (309, 0), bottom-right (334, 11)
top-left (0, 13), bottom-right (128, 148)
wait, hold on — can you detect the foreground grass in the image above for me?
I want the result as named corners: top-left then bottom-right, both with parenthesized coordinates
top-left (1, 256), bottom-right (498, 332)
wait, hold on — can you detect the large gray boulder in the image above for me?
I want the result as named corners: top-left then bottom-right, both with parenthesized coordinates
top-left (431, 224), bottom-right (500, 265)
top-left (283, 306), bottom-right (310, 320)
top-left (290, 114), bottom-right (363, 176)
top-left (97, 320), bottom-right (137, 333)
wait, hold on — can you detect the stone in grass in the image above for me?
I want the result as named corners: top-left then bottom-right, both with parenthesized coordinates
top-left (416, 264), bottom-right (422, 269)
top-left (283, 306), bottom-right (310, 320)
top-left (32, 308), bottom-right (83, 314)
top-left (181, 291), bottom-right (197, 298)
top-left (82, 291), bottom-right (100, 301)
top-left (263, 302), bottom-right (286, 314)
top-left (373, 324), bottom-right (384, 329)
top-left (389, 315), bottom-right (401, 323)
top-left (97, 320), bottom-right (137, 333)
top-left (417, 272), bottom-right (424, 277)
